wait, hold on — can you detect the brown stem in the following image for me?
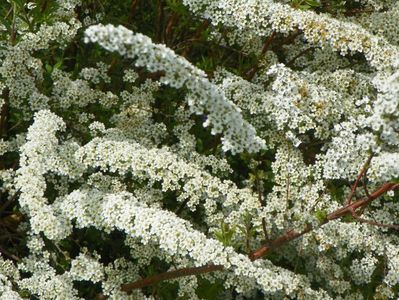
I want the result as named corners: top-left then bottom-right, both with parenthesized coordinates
top-left (245, 221), bottom-right (252, 253)
top-left (93, 293), bottom-right (107, 300)
top-left (249, 226), bottom-right (311, 261)
top-left (156, 0), bottom-right (165, 43)
top-left (328, 182), bottom-right (398, 220)
top-left (4, 6), bottom-right (13, 20)
top-left (286, 47), bottom-right (313, 67)
top-left (255, 171), bottom-right (269, 241)
top-left (120, 182), bottom-right (398, 290)
top-left (0, 245), bottom-right (20, 261)
top-left (344, 8), bottom-right (387, 17)
top-left (363, 172), bottom-right (370, 198)
top-left (246, 31), bottom-right (276, 80)
top-left (121, 164), bottom-right (398, 288)
top-left (127, 0), bottom-right (140, 24)
top-left (349, 209), bottom-right (399, 230)
top-left (40, 0), bottom-right (49, 13)
top-left (0, 87), bottom-right (9, 138)
top-left (165, 13), bottom-right (180, 46)
top-left (121, 265), bottom-right (223, 292)
top-left (346, 154), bottom-right (373, 205)
top-left (0, 192), bottom-right (18, 215)
top-left (272, 30), bottom-right (301, 51)
top-left (174, 198), bottom-right (189, 215)
top-left (181, 20), bottom-right (210, 57)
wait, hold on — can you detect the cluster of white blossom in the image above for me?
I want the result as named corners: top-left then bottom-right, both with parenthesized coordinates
top-left (51, 68), bottom-right (118, 109)
top-left (355, 2), bottom-right (399, 46)
top-left (79, 62), bottom-right (111, 85)
top-left (0, 12), bottom-right (81, 119)
top-left (69, 250), bottom-right (104, 283)
top-left (15, 110), bottom-right (73, 240)
top-left (216, 64), bottom-right (352, 142)
top-left (74, 135), bottom-right (259, 228)
top-left (368, 60), bottom-right (399, 147)
top-left (369, 153), bottom-right (399, 182)
top-left (17, 254), bottom-right (79, 299)
top-left (350, 253), bottom-right (379, 285)
top-left (0, 256), bottom-right (21, 300)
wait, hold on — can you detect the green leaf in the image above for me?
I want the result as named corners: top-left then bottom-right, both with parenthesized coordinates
top-left (45, 63), bottom-right (53, 73)
top-left (314, 209), bottom-right (328, 224)
top-left (54, 60), bottom-right (63, 70)
top-left (214, 221), bottom-right (236, 246)
top-left (305, 0), bottom-right (321, 7)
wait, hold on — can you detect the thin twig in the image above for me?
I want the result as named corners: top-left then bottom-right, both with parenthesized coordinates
top-left (246, 31), bottom-right (276, 80)
top-left (127, 0), bottom-right (140, 24)
top-left (344, 8), bottom-right (387, 17)
top-left (350, 209), bottom-right (399, 230)
top-left (40, 0), bottom-right (49, 13)
top-left (272, 30), bottom-right (302, 50)
top-left (0, 245), bottom-right (20, 261)
top-left (121, 265), bottom-right (223, 292)
top-left (93, 293), bottom-right (107, 300)
top-left (346, 154), bottom-right (373, 204)
top-left (286, 47), bottom-right (313, 67)
top-left (174, 198), bottom-right (189, 215)
top-left (156, 0), bottom-right (165, 43)
top-left (4, 6), bottom-right (13, 19)
top-left (362, 168), bottom-right (371, 198)
top-left (245, 221), bottom-right (252, 253)
top-left (286, 176), bottom-right (290, 204)
top-left (120, 161), bottom-right (398, 289)
top-left (165, 13), bottom-right (180, 46)
top-left (181, 20), bottom-right (210, 57)
top-left (0, 192), bottom-right (19, 215)
top-left (0, 87), bottom-right (9, 138)
top-left (10, 2), bottom-right (17, 45)
top-left (119, 181), bottom-right (399, 291)
top-left (256, 173), bottom-right (269, 241)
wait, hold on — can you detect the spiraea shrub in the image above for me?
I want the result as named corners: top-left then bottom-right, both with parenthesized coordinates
top-left (0, 0), bottom-right (398, 299)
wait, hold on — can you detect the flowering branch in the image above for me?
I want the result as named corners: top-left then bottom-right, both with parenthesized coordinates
top-left (84, 24), bottom-right (266, 154)
top-left (117, 175), bottom-right (397, 292)
top-left (250, 181), bottom-right (399, 260)
top-left (119, 155), bottom-right (399, 291)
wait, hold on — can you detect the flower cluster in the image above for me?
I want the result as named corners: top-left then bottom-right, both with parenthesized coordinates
top-left (84, 24), bottom-right (266, 154)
